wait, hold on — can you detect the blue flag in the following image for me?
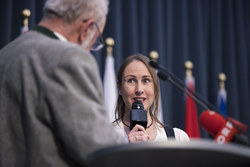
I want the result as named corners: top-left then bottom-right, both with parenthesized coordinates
top-left (218, 89), bottom-right (227, 116)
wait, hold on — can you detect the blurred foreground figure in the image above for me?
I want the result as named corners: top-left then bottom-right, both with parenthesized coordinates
top-left (0, 0), bottom-right (124, 166)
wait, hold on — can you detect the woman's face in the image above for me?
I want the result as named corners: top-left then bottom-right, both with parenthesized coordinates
top-left (119, 60), bottom-right (155, 113)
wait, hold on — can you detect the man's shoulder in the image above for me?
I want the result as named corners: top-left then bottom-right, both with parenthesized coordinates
top-left (0, 30), bottom-right (94, 73)
top-left (25, 30), bottom-right (92, 61)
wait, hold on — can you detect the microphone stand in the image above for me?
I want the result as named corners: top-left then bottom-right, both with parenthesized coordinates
top-left (150, 60), bottom-right (220, 114)
top-left (149, 60), bottom-right (249, 136)
top-left (157, 71), bottom-right (209, 111)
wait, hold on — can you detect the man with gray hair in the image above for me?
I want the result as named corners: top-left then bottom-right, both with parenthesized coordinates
top-left (0, 0), bottom-right (124, 166)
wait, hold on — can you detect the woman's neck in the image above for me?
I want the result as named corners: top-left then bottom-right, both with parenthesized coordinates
top-left (123, 109), bottom-right (130, 123)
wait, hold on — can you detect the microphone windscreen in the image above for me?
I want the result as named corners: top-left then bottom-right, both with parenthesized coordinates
top-left (199, 110), bottom-right (227, 136)
top-left (157, 71), bottom-right (168, 81)
top-left (132, 100), bottom-right (144, 110)
top-left (149, 60), bottom-right (158, 69)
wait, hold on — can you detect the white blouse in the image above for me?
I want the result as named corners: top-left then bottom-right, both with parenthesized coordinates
top-left (113, 121), bottom-right (190, 143)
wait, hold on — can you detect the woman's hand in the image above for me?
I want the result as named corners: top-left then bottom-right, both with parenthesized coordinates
top-left (127, 124), bottom-right (150, 143)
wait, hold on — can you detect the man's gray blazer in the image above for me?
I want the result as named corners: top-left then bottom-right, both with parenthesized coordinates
top-left (0, 27), bottom-right (124, 167)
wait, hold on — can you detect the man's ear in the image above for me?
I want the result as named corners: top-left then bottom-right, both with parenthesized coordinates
top-left (80, 19), bottom-right (95, 39)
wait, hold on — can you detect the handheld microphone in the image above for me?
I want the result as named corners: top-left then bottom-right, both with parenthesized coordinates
top-left (200, 110), bottom-right (249, 146)
top-left (130, 100), bottom-right (147, 130)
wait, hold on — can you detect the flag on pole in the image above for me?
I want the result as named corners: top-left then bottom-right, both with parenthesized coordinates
top-left (158, 82), bottom-right (164, 123)
top-left (104, 38), bottom-right (117, 122)
top-left (218, 89), bottom-right (227, 116)
top-left (21, 26), bottom-right (29, 34)
top-left (218, 73), bottom-right (227, 116)
top-left (148, 51), bottom-right (164, 123)
top-left (21, 9), bottom-right (31, 34)
top-left (184, 61), bottom-right (200, 138)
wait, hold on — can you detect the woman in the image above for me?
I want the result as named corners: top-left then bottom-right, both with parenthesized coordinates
top-left (113, 54), bottom-right (189, 143)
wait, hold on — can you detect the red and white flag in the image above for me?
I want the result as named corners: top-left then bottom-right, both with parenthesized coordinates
top-left (21, 26), bottom-right (29, 34)
top-left (184, 75), bottom-right (200, 138)
top-left (21, 9), bottom-right (30, 34)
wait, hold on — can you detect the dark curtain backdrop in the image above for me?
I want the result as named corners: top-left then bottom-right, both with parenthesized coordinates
top-left (0, 0), bottom-right (249, 138)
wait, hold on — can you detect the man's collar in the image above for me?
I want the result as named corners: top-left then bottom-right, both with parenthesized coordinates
top-left (53, 32), bottom-right (68, 42)
top-left (32, 25), bottom-right (59, 40)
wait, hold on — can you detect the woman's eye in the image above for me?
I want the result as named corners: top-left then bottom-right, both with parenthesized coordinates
top-left (144, 79), bottom-right (150, 83)
top-left (128, 79), bottom-right (135, 83)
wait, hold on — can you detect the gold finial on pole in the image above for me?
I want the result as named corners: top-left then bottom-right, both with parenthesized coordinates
top-left (105, 37), bottom-right (115, 56)
top-left (218, 73), bottom-right (226, 89)
top-left (149, 50), bottom-right (159, 61)
top-left (22, 9), bottom-right (31, 27)
top-left (184, 60), bottom-right (193, 77)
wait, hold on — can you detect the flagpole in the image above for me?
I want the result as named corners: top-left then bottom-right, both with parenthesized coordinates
top-left (218, 73), bottom-right (226, 91)
top-left (21, 9), bottom-right (31, 34)
top-left (184, 60), bottom-right (200, 138)
top-left (149, 51), bottom-right (164, 123)
top-left (104, 37), bottom-right (117, 122)
top-left (218, 73), bottom-right (227, 116)
top-left (184, 61), bottom-right (193, 78)
top-left (105, 38), bottom-right (115, 57)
